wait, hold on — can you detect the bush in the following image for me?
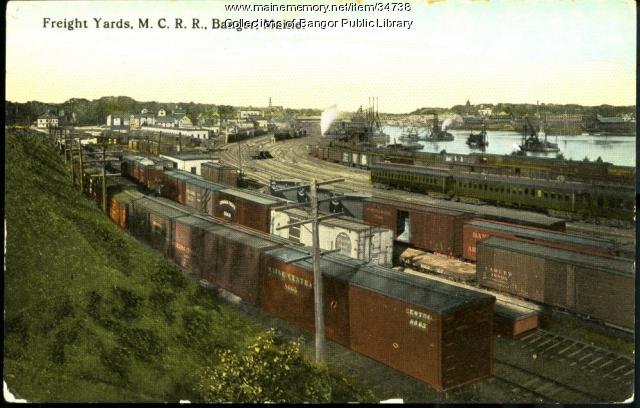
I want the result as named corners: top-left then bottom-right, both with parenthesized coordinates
top-left (197, 330), bottom-right (374, 403)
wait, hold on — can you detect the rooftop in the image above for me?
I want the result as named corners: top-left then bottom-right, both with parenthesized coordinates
top-left (352, 263), bottom-right (495, 313)
top-left (467, 219), bottom-right (617, 249)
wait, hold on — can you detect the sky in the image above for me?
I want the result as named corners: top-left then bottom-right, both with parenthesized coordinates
top-left (5, 0), bottom-right (637, 113)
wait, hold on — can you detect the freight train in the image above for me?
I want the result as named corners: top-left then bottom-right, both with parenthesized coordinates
top-left (118, 157), bottom-right (632, 332)
top-left (369, 162), bottom-right (635, 222)
top-left (107, 189), bottom-right (495, 391)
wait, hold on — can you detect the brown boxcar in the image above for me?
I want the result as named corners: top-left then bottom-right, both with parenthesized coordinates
top-left (172, 215), bottom-right (210, 277)
top-left (184, 177), bottom-right (225, 215)
top-left (477, 237), bottom-right (635, 329)
top-left (259, 247), bottom-right (364, 348)
top-left (462, 219), bottom-right (618, 262)
top-left (214, 188), bottom-right (285, 233)
top-left (200, 222), bottom-right (285, 305)
top-left (128, 196), bottom-right (191, 257)
top-left (109, 189), bottom-right (145, 229)
top-left (349, 265), bottom-right (495, 391)
top-left (363, 198), bottom-right (471, 257)
top-left (328, 147), bottom-right (342, 163)
top-left (201, 161), bottom-right (239, 187)
top-left (162, 170), bottom-right (189, 205)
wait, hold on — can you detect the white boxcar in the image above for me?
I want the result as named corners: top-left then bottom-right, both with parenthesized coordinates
top-left (270, 207), bottom-right (394, 266)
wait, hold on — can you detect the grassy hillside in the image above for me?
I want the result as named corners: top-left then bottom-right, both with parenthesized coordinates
top-left (4, 131), bottom-right (374, 402)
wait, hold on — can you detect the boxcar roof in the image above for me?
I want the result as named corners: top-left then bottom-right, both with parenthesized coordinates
top-left (479, 237), bottom-right (634, 276)
top-left (367, 196), bottom-right (565, 229)
top-left (133, 196), bottom-right (190, 218)
top-left (366, 197), bottom-right (469, 217)
top-left (467, 220), bottom-right (616, 249)
top-left (219, 188), bottom-right (284, 206)
top-left (113, 189), bottom-right (146, 203)
top-left (276, 207), bottom-right (384, 232)
top-left (264, 246), bottom-right (364, 282)
top-left (351, 264), bottom-right (495, 313)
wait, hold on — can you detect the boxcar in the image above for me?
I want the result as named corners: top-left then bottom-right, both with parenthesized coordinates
top-left (200, 221), bottom-right (285, 305)
top-left (477, 237), bottom-right (635, 329)
top-left (349, 264), bottom-right (495, 391)
top-left (162, 170), bottom-right (189, 205)
top-left (201, 161), bottom-right (239, 187)
top-left (462, 219), bottom-right (618, 262)
top-left (214, 188), bottom-right (286, 233)
top-left (363, 198), bottom-right (471, 257)
top-left (184, 177), bottom-right (225, 215)
top-left (109, 189), bottom-right (145, 229)
top-left (172, 215), bottom-right (210, 277)
top-left (128, 196), bottom-right (191, 257)
top-left (259, 247), bottom-right (364, 347)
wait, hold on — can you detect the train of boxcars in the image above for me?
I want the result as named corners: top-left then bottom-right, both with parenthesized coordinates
top-left (107, 188), bottom-right (495, 391)
top-left (118, 155), bottom-right (634, 332)
top-left (309, 144), bottom-right (635, 222)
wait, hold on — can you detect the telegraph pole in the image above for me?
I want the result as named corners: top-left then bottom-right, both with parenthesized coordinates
top-left (272, 177), bottom-right (345, 363)
top-left (101, 139), bottom-right (107, 213)
top-left (77, 137), bottom-right (84, 193)
top-left (309, 179), bottom-right (325, 362)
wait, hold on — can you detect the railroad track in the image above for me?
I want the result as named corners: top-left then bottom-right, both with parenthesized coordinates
top-left (506, 329), bottom-right (634, 383)
top-left (492, 359), bottom-right (605, 402)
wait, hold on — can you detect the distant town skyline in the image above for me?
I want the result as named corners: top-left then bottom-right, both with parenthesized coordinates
top-left (6, 0), bottom-right (636, 114)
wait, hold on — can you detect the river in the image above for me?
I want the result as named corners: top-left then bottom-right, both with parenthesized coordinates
top-left (382, 127), bottom-right (636, 167)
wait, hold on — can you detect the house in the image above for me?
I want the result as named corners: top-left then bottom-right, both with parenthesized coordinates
top-left (36, 114), bottom-right (60, 128)
top-left (106, 113), bottom-right (131, 130)
top-left (238, 110), bottom-right (263, 120)
top-left (478, 107), bottom-right (493, 117)
top-left (157, 108), bottom-right (167, 117)
top-left (159, 152), bottom-right (213, 175)
top-left (129, 112), bottom-right (156, 129)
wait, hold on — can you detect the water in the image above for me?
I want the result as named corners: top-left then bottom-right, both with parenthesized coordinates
top-left (382, 127), bottom-right (636, 167)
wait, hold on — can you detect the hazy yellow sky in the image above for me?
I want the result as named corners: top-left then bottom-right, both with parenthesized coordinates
top-left (6, 0), bottom-right (636, 113)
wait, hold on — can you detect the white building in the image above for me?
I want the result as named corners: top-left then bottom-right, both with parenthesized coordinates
top-left (239, 110), bottom-right (263, 119)
top-left (140, 126), bottom-right (210, 140)
top-left (159, 153), bottom-right (213, 175)
top-left (106, 114), bottom-right (131, 129)
top-left (36, 114), bottom-right (59, 128)
top-left (270, 208), bottom-right (394, 266)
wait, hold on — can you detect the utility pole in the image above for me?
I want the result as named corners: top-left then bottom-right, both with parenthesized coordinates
top-left (272, 177), bottom-right (345, 362)
top-left (309, 179), bottom-right (325, 361)
top-left (77, 137), bottom-right (84, 193)
top-left (101, 139), bottom-right (107, 213)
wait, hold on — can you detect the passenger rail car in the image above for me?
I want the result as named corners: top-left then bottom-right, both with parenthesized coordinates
top-left (315, 143), bottom-right (635, 185)
top-left (370, 162), bottom-right (634, 221)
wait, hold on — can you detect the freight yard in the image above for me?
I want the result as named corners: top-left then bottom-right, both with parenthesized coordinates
top-left (12, 122), bottom-right (633, 403)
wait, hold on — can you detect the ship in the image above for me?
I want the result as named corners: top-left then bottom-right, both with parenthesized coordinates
top-left (324, 97), bottom-right (388, 145)
top-left (466, 120), bottom-right (488, 149)
top-left (424, 112), bottom-right (454, 142)
top-left (519, 106), bottom-right (560, 153)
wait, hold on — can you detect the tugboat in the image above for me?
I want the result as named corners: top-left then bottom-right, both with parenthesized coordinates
top-left (466, 120), bottom-right (488, 149)
top-left (424, 112), bottom-right (454, 142)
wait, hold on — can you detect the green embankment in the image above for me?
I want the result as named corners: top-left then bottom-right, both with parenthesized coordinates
top-left (4, 132), bottom-right (374, 402)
